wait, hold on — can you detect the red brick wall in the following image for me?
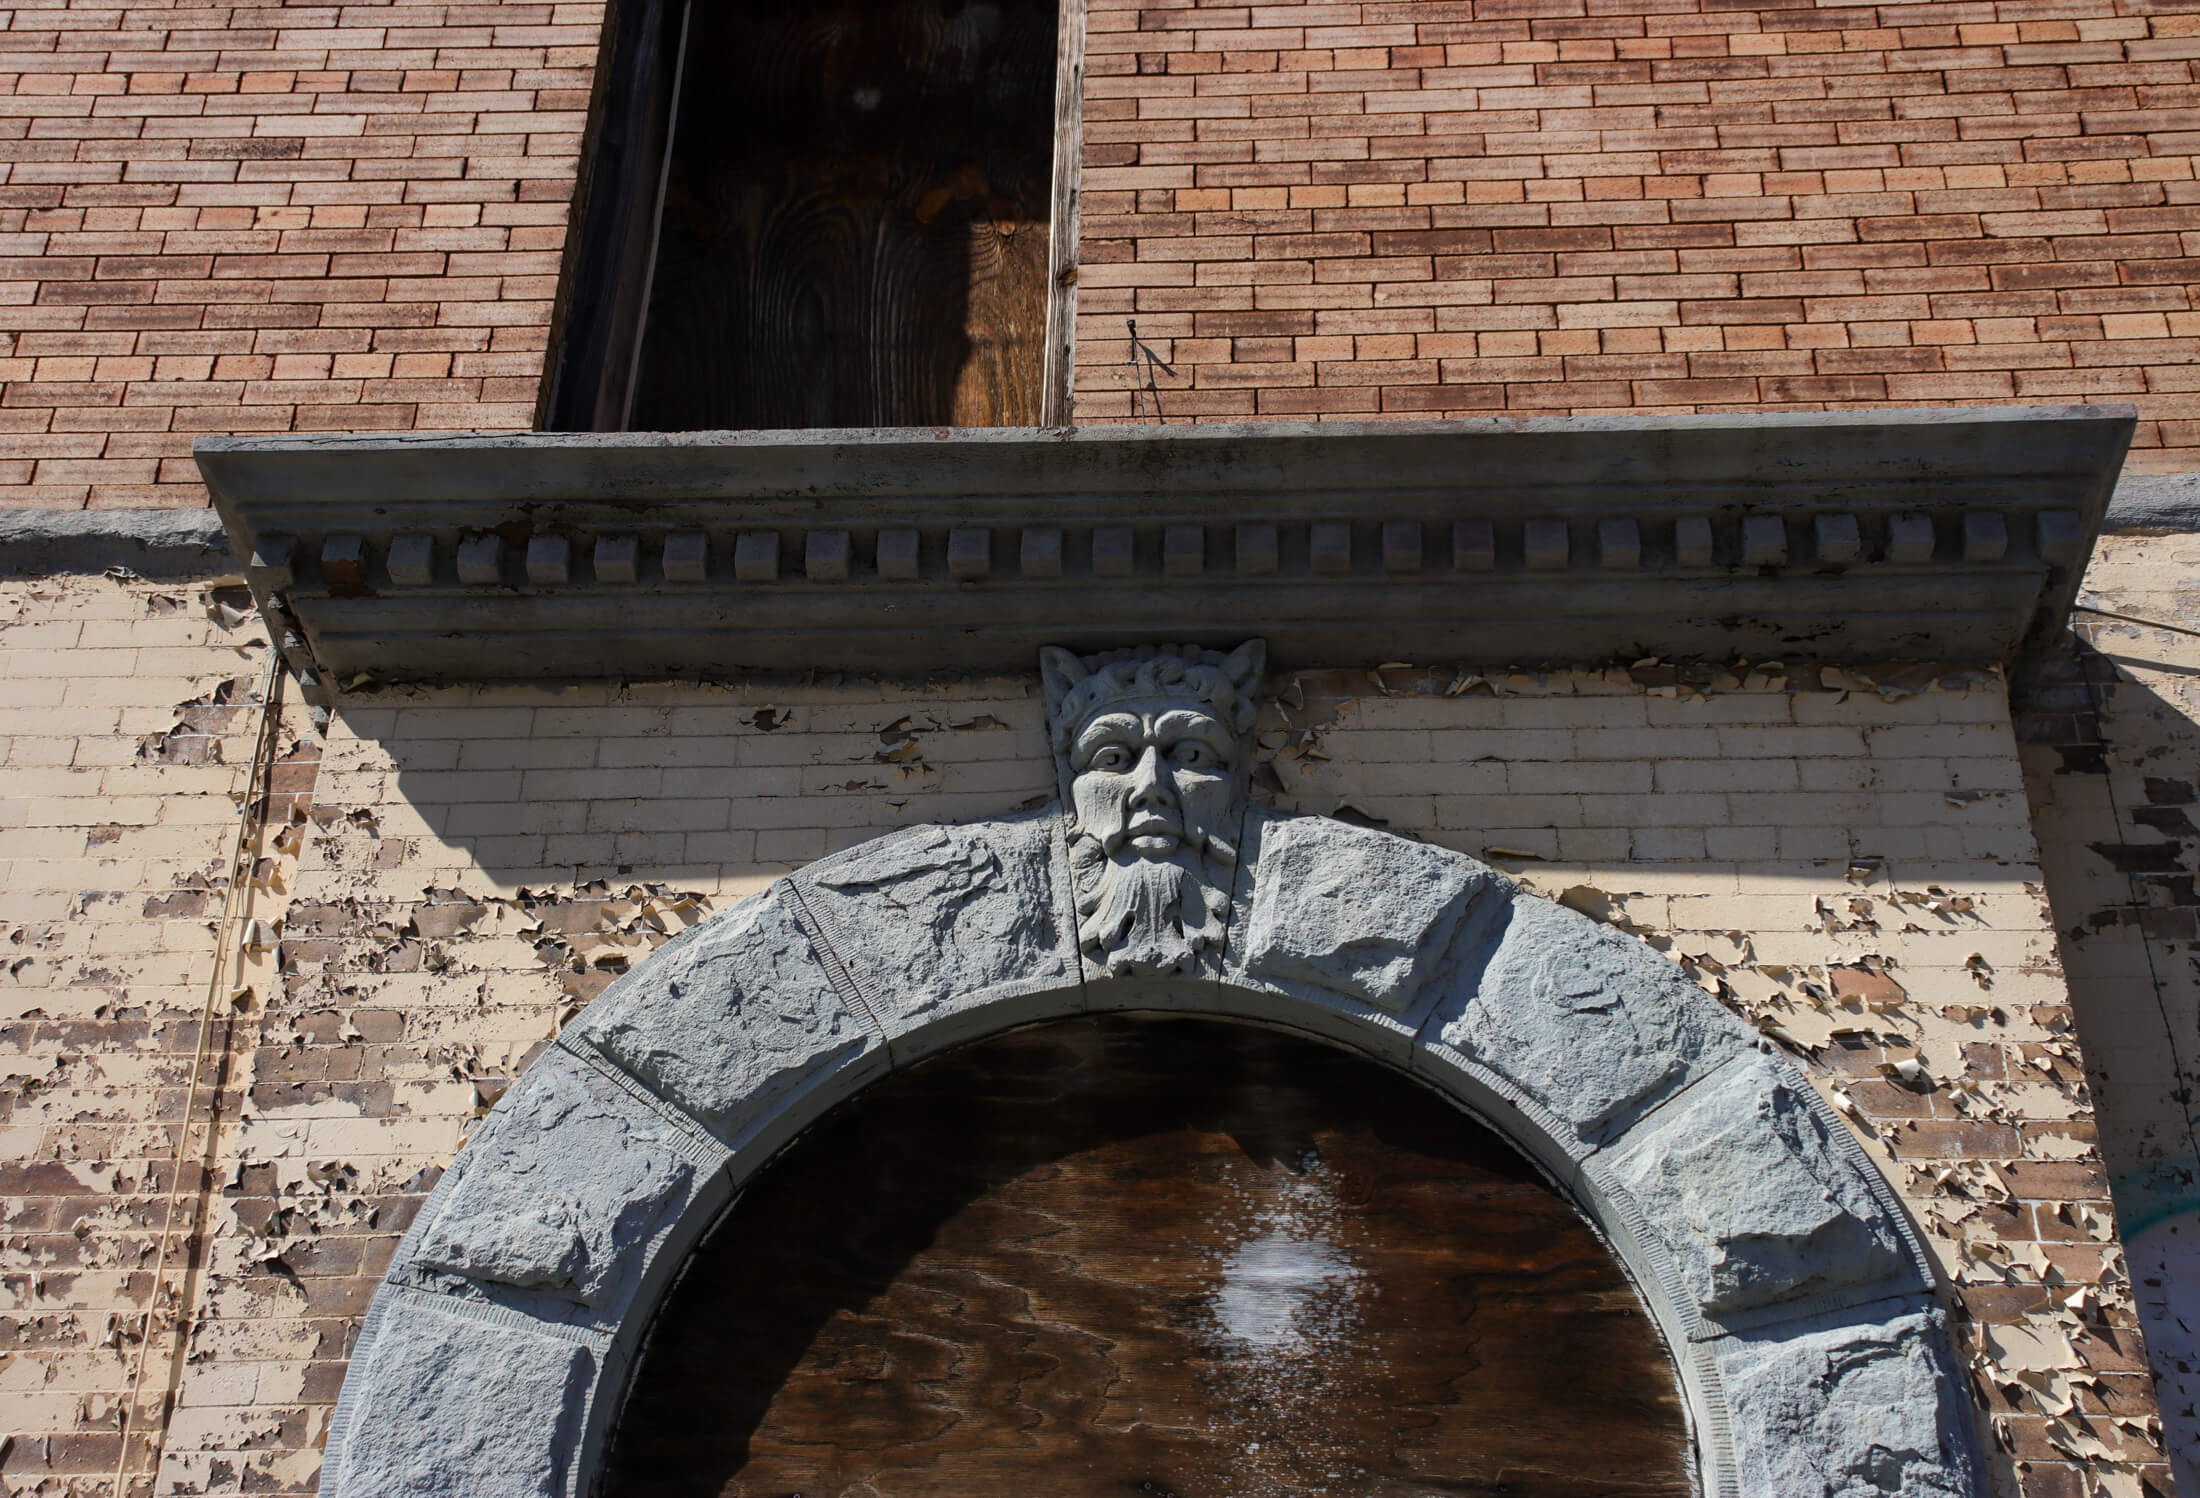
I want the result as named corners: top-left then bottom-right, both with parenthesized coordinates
top-left (4, 0), bottom-right (2199, 511)
top-left (0, 0), bottom-right (593, 510)
top-left (1073, 0), bottom-right (2200, 471)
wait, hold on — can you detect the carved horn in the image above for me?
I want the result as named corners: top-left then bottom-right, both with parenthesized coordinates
top-left (1038, 646), bottom-right (1089, 718)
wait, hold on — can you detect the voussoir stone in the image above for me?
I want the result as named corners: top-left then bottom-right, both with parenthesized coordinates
top-left (327, 1296), bottom-right (594, 1498)
top-left (1430, 896), bottom-right (1754, 1147)
top-left (1600, 1050), bottom-right (1922, 1320)
top-left (1715, 1300), bottom-right (1982, 1498)
top-left (563, 880), bottom-right (879, 1140)
top-left (1234, 810), bottom-right (1499, 1016)
top-left (408, 1048), bottom-right (717, 1311)
top-left (792, 808), bottom-right (1076, 1039)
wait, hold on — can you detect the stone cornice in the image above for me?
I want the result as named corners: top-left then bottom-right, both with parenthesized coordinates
top-left (194, 406), bottom-right (2131, 697)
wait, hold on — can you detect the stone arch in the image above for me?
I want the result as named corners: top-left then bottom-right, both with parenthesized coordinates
top-left (317, 805), bottom-right (1984, 1498)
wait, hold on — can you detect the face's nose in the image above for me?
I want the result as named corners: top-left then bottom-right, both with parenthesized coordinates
top-left (1127, 743), bottom-right (1176, 811)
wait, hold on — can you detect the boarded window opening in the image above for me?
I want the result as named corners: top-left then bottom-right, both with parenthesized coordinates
top-left (546, 0), bottom-right (1077, 432)
top-left (605, 1015), bottom-right (1695, 1498)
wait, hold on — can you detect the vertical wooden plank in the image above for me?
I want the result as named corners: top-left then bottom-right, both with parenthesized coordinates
top-left (1040, 0), bottom-right (1086, 428)
top-left (625, 0), bottom-right (1058, 432)
top-left (603, 1017), bottom-right (1696, 1498)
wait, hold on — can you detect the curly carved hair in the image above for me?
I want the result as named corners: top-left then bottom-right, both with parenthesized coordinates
top-left (1039, 641), bottom-right (1266, 755)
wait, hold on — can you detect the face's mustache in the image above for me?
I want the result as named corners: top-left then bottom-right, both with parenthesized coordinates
top-left (1108, 809), bottom-right (1184, 853)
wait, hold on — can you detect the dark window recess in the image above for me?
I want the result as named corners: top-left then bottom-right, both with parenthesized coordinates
top-left (606, 1015), bottom-right (1695, 1498)
top-left (548, 0), bottom-right (1064, 432)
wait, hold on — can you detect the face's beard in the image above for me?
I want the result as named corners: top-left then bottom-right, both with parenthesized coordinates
top-left (1067, 828), bottom-right (1238, 977)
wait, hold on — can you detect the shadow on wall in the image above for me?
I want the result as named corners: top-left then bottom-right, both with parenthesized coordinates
top-left (2022, 636), bottom-right (2200, 1494)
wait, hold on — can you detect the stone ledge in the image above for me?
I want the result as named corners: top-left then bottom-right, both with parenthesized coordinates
top-left (193, 408), bottom-right (2131, 697)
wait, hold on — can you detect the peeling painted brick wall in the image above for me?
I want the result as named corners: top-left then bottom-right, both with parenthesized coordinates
top-left (75, 662), bottom-right (2149, 1498)
top-left (2021, 531), bottom-right (2200, 1498)
top-left (0, 576), bottom-right (317, 1498)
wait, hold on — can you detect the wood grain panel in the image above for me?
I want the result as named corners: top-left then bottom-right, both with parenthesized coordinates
top-left (605, 1017), bottom-right (1694, 1498)
top-left (629, 0), bottom-right (1055, 430)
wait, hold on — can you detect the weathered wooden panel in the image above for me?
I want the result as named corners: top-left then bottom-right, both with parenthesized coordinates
top-left (605, 1016), bottom-right (1693, 1498)
top-left (629, 0), bottom-right (1056, 430)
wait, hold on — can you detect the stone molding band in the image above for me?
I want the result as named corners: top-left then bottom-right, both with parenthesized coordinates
top-left (318, 804), bottom-right (1986, 1498)
top-left (194, 408), bottom-right (2130, 699)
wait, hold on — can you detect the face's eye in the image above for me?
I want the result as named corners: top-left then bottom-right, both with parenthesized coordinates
top-left (1088, 744), bottom-right (1133, 772)
top-left (1169, 741), bottom-right (1212, 768)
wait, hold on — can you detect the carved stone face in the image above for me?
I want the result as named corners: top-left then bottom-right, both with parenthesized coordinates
top-left (1040, 641), bottom-right (1265, 976)
top-left (1066, 699), bottom-right (1241, 863)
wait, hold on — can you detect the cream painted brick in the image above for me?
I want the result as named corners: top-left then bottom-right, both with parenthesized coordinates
top-left (683, 830), bottom-right (761, 863)
top-left (533, 707), bottom-right (673, 739)
top-left (1644, 694), bottom-right (1797, 725)
top-left (1495, 697), bottom-right (1653, 729)
top-left (1715, 725), bottom-right (1869, 757)
top-left (1348, 761), bottom-right (1504, 797)
top-left (1656, 759), bottom-right (1798, 792)
top-left (28, 796), bottom-right (159, 827)
top-left (456, 737), bottom-right (599, 771)
top-left (1426, 728), bottom-right (1570, 761)
top-left (1574, 725), bottom-right (1718, 758)
top-left (584, 798), bottom-right (733, 834)
top-left (385, 740), bottom-right (464, 772)
top-left (597, 736), bottom-right (740, 768)
top-left (0, 621), bottom-right (84, 649)
top-left (1435, 792), bottom-right (1585, 829)
top-left (442, 801), bottom-right (589, 837)
top-left (1575, 792), bottom-right (1731, 828)
top-left (1865, 723), bottom-right (2014, 756)
top-left (1705, 825), bottom-right (1779, 859)
top-left (1507, 760), bottom-right (1652, 795)
top-left (390, 707), bottom-right (539, 739)
top-left (1790, 692), bottom-right (1962, 725)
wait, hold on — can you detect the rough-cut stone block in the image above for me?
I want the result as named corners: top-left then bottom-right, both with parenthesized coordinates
top-left (567, 881), bottom-right (879, 1143)
top-left (876, 528), bottom-right (919, 580)
top-left (1382, 520), bottom-right (1421, 572)
top-left (2037, 508), bottom-right (2083, 565)
top-left (1601, 1051), bottom-right (1920, 1318)
top-left (1964, 509), bottom-right (2008, 563)
top-left (321, 534), bottom-right (367, 588)
top-left (795, 809), bottom-right (1074, 1048)
top-left (1523, 518), bottom-right (1568, 569)
top-left (1598, 517), bottom-right (1639, 569)
top-left (1888, 512), bottom-right (1935, 564)
top-left (1814, 513), bottom-right (1861, 564)
top-left (327, 1298), bottom-right (594, 1498)
top-left (1674, 515), bottom-right (1713, 567)
top-left (1431, 897), bottom-right (1753, 1145)
top-left (1452, 517), bottom-right (1494, 570)
top-left (1021, 527), bottom-right (1062, 579)
top-left (734, 530), bottom-right (779, 582)
top-left (1742, 514), bottom-right (1787, 566)
top-left (1234, 811), bottom-right (1496, 1017)
top-left (593, 534), bottom-right (638, 583)
top-left (248, 533), bottom-right (296, 589)
top-left (1092, 526), bottom-right (1133, 578)
top-left (1310, 521), bottom-right (1351, 573)
top-left (947, 527), bottom-right (990, 579)
top-left (1236, 522), bottom-right (1278, 575)
top-left (456, 534), bottom-right (503, 585)
top-left (1164, 524), bottom-right (1203, 576)
top-left (386, 534), bottom-right (434, 586)
top-left (661, 531), bottom-right (707, 582)
top-left (805, 530), bottom-right (850, 581)
top-left (409, 1048), bottom-right (718, 1311)
top-left (1716, 1301), bottom-right (1981, 1497)
top-left (526, 536), bottom-right (569, 585)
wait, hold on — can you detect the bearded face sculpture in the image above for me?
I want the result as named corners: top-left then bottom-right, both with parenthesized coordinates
top-left (1039, 640), bottom-right (1265, 977)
